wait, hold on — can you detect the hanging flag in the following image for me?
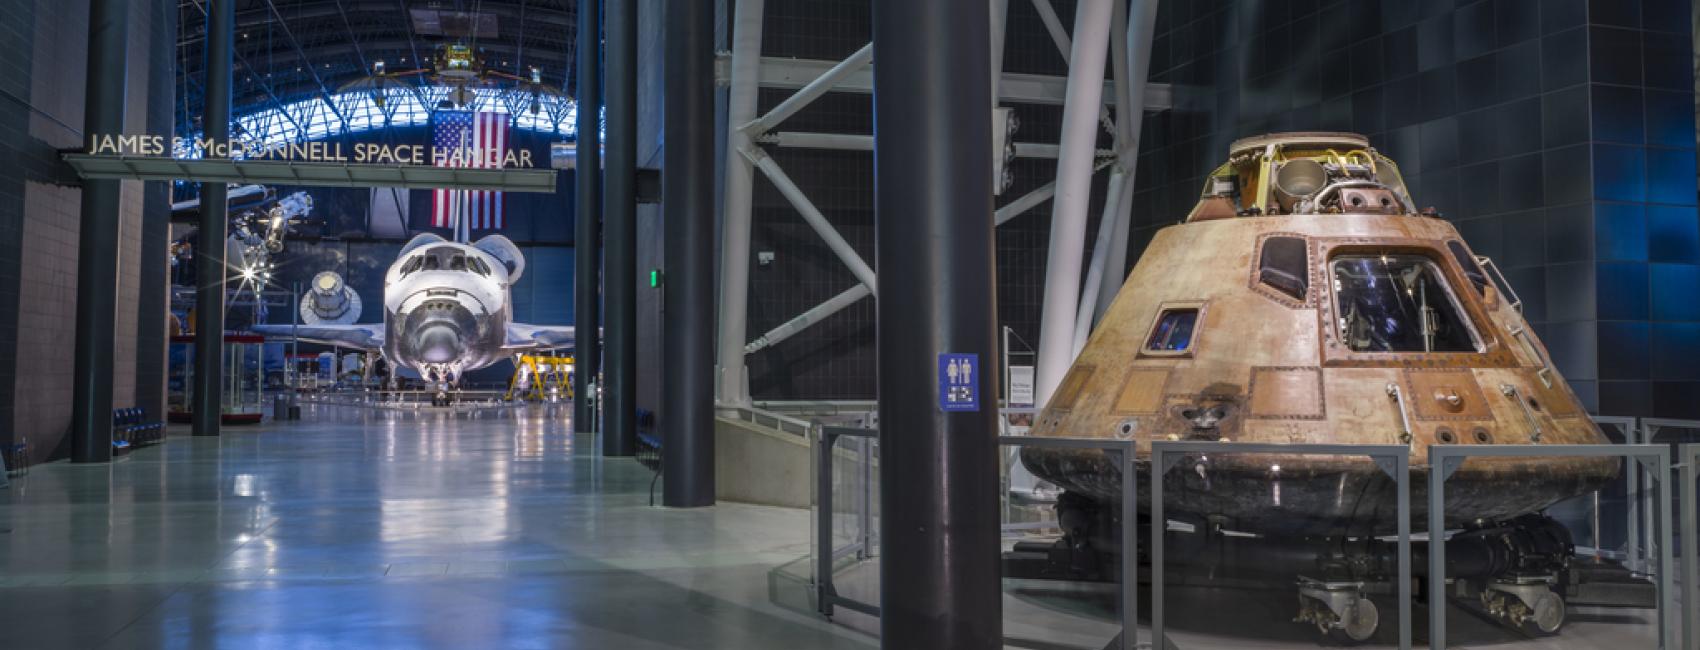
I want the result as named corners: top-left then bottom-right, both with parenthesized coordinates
top-left (432, 110), bottom-right (511, 232)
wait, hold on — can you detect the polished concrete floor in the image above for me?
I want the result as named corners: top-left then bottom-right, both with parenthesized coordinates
top-left (0, 404), bottom-right (873, 649)
top-left (0, 404), bottom-right (1674, 649)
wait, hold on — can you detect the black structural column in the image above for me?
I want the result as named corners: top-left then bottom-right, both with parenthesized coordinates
top-left (193, 0), bottom-right (234, 437)
top-left (872, 0), bottom-right (1001, 647)
top-left (660, 0), bottom-right (716, 507)
top-left (69, 0), bottom-right (129, 463)
top-left (601, 0), bottom-right (637, 456)
top-left (573, 0), bottom-right (603, 434)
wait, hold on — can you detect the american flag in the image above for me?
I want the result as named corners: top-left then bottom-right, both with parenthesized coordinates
top-left (432, 110), bottom-right (510, 233)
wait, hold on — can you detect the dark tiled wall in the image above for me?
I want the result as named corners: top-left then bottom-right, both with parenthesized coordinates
top-left (1133, 0), bottom-right (1699, 418)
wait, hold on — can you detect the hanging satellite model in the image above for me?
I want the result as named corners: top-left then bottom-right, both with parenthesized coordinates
top-left (298, 271), bottom-right (362, 325)
top-left (339, 43), bottom-right (563, 113)
top-left (1015, 133), bottom-right (1646, 643)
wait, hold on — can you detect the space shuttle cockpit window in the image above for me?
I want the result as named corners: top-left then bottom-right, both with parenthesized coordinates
top-left (1330, 254), bottom-right (1481, 353)
top-left (449, 255), bottom-right (468, 272)
top-left (399, 255), bottom-right (425, 276)
top-left (468, 257), bottom-right (491, 276)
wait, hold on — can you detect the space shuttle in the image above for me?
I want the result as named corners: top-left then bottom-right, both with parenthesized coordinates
top-left (254, 232), bottom-right (575, 392)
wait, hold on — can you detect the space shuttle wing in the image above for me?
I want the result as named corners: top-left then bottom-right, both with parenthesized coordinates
top-left (504, 323), bottom-right (575, 351)
top-left (251, 323), bottom-right (385, 351)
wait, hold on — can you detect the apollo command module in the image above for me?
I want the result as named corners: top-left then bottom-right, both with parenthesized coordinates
top-left (1013, 133), bottom-right (1647, 643)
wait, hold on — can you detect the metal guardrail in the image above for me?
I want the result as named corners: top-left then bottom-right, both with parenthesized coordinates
top-left (1624, 417), bottom-right (1700, 574)
top-left (800, 416), bottom-right (1686, 650)
top-left (1151, 441), bottom-right (1413, 650)
top-left (721, 405), bottom-right (816, 437)
top-left (1428, 444), bottom-right (1677, 650)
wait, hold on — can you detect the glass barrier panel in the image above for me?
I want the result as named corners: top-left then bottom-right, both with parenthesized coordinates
top-left (1433, 452), bottom-right (1671, 650)
top-left (1154, 448), bottom-right (1408, 648)
top-left (1001, 438), bottom-right (1124, 650)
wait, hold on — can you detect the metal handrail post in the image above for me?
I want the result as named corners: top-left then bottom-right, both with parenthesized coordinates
top-left (859, 435), bottom-right (874, 559)
top-left (816, 425), bottom-right (835, 617)
top-left (1119, 440), bottom-right (1137, 650)
top-left (1639, 418), bottom-right (1700, 576)
top-left (1681, 444), bottom-right (1697, 650)
top-left (1592, 415), bottom-right (1638, 560)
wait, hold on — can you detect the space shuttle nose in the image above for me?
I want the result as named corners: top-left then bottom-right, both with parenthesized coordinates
top-left (415, 324), bottom-right (463, 364)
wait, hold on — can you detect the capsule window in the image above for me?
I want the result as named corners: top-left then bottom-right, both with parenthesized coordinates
top-left (1331, 254), bottom-right (1481, 353)
top-left (1258, 236), bottom-right (1309, 300)
top-left (1446, 240), bottom-right (1489, 295)
top-left (1146, 309), bottom-right (1200, 352)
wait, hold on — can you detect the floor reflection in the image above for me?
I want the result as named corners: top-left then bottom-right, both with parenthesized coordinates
top-left (0, 405), bottom-right (870, 649)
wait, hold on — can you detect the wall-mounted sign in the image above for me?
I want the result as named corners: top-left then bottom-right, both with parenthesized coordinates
top-left (85, 134), bottom-right (536, 168)
top-left (1008, 365), bottom-right (1035, 407)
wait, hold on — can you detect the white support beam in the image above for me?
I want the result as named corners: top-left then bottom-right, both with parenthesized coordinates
top-left (1073, 169), bottom-right (1125, 358)
top-left (995, 181), bottom-right (1056, 226)
top-left (1096, 0), bottom-right (1161, 320)
top-left (745, 44), bottom-right (873, 136)
top-left (715, 0), bottom-right (766, 407)
top-left (761, 131), bottom-right (1098, 160)
top-left (1034, 0), bottom-right (1114, 409)
top-left (1030, 0), bottom-right (1073, 61)
top-left (744, 146), bottom-right (879, 293)
top-left (745, 283), bottom-right (872, 353)
top-left (754, 56), bottom-right (1170, 110)
top-left (993, 159), bottom-right (1116, 226)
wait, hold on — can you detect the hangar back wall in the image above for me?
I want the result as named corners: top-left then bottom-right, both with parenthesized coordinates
top-left (0, 0), bottom-right (175, 464)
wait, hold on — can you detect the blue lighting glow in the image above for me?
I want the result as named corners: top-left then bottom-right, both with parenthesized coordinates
top-left (175, 85), bottom-right (583, 159)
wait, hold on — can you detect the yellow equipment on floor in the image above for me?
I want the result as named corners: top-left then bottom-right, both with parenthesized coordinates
top-left (506, 354), bottom-right (574, 402)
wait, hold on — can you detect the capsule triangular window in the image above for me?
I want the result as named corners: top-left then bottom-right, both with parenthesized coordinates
top-left (1258, 236), bottom-right (1309, 300)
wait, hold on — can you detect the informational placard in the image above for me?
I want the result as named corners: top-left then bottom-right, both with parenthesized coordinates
top-left (938, 353), bottom-right (980, 412)
top-left (1008, 365), bottom-right (1035, 407)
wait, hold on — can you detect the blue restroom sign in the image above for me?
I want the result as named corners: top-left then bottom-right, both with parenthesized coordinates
top-left (938, 353), bottom-right (980, 412)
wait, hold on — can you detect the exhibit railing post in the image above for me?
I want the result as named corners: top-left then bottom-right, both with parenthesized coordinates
top-left (1591, 415), bottom-right (1638, 559)
top-left (1681, 443), bottom-right (1697, 650)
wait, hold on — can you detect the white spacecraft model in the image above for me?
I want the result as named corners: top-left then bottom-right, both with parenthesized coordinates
top-left (255, 233), bottom-right (575, 394)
